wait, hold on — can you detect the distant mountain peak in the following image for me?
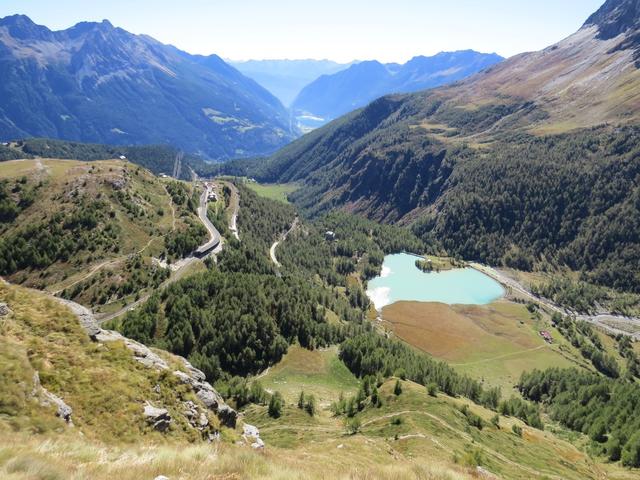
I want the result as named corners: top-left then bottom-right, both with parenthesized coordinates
top-left (0, 14), bottom-right (35, 26)
top-left (584, 0), bottom-right (640, 40)
top-left (0, 14), bottom-right (51, 40)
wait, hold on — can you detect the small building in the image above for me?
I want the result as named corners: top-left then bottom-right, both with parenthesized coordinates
top-left (325, 231), bottom-right (336, 241)
top-left (159, 173), bottom-right (169, 178)
top-left (119, 155), bottom-right (127, 160)
top-left (539, 331), bottom-right (553, 344)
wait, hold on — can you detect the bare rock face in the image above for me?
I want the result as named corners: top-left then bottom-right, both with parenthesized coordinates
top-left (109, 177), bottom-right (127, 190)
top-left (96, 330), bottom-right (170, 370)
top-left (144, 403), bottom-right (172, 432)
top-left (242, 423), bottom-right (265, 449)
top-left (173, 358), bottom-right (238, 429)
top-left (584, 0), bottom-right (640, 40)
top-left (0, 302), bottom-right (11, 316)
top-left (182, 400), bottom-right (210, 431)
top-left (57, 298), bottom-right (101, 338)
top-left (33, 372), bottom-right (73, 425)
top-left (217, 405), bottom-right (239, 430)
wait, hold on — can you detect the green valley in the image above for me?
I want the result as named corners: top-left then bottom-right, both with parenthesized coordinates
top-left (2, 0), bottom-right (640, 478)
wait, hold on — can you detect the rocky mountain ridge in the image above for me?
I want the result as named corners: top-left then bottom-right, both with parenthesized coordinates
top-left (291, 50), bottom-right (503, 123)
top-left (0, 15), bottom-right (294, 160)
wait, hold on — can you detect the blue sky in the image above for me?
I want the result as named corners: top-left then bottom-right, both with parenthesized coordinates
top-left (0, 0), bottom-right (605, 62)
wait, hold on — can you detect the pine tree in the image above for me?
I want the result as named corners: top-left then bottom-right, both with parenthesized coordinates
top-left (394, 379), bottom-right (402, 396)
top-left (268, 392), bottom-right (284, 419)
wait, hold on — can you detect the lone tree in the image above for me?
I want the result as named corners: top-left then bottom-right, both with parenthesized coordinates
top-left (394, 379), bottom-right (403, 396)
top-left (298, 390), bottom-right (305, 409)
top-left (268, 392), bottom-right (284, 419)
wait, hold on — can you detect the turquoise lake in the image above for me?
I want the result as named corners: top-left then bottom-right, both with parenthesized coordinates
top-left (366, 253), bottom-right (504, 310)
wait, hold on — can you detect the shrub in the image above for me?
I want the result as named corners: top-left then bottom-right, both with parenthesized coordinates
top-left (491, 414), bottom-right (500, 429)
top-left (346, 417), bottom-right (361, 435)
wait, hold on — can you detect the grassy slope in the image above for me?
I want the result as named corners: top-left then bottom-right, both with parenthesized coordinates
top-left (245, 182), bottom-right (300, 204)
top-left (1, 314), bottom-right (635, 480)
top-left (0, 284), bottom-right (478, 479)
top-left (257, 345), bottom-right (360, 405)
top-left (0, 428), bottom-right (479, 480)
top-left (0, 281), bottom-right (227, 444)
top-left (242, 374), bottom-right (622, 480)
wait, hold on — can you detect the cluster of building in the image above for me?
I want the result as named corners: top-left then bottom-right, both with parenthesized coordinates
top-left (204, 182), bottom-right (218, 201)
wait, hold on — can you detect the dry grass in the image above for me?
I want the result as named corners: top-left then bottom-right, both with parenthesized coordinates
top-left (0, 427), bottom-right (475, 480)
top-left (382, 301), bottom-right (577, 391)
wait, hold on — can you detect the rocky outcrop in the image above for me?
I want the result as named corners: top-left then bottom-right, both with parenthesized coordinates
top-left (242, 423), bottom-right (264, 449)
top-left (173, 359), bottom-right (238, 428)
top-left (0, 302), bottom-right (11, 316)
top-left (109, 177), bottom-right (127, 190)
top-left (33, 372), bottom-right (73, 425)
top-left (58, 296), bottom-right (237, 431)
top-left (144, 403), bottom-right (172, 432)
top-left (58, 298), bottom-right (101, 338)
top-left (96, 330), bottom-right (169, 370)
top-left (182, 400), bottom-right (209, 431)
top-left (584, 0), bottom-right (640, 40)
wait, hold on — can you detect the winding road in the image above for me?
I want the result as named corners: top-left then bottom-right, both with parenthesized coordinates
top-left (269, 217), bottom-right (299, 268)
top-left (470, 262), bottom-right (640, 340)
top-left (95, 181), bottom-right (229, 324)
top-left (195, 184), bottom-right (222, 256)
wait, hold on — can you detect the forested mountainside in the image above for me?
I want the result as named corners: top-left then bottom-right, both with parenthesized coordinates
top-left (291, 50), bottom-right (503, 122)
top-left (241, 0), bottom-right (640, 293)
top-left (0, 157), bottom-right (207, 309)
top-left (0, 15), bottom-right (295, 160)
top-left (114, 178), bottom-right (640, 474)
